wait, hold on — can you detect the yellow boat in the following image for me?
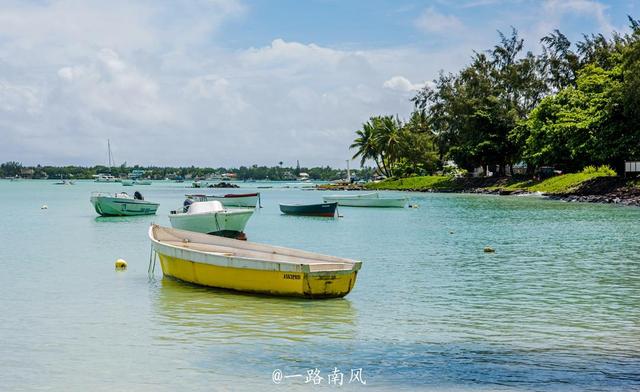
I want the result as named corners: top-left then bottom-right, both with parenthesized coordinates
top-left (148, 225), bottom-right (362, 298)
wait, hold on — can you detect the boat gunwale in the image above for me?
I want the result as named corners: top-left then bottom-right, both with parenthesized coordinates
top-left (323, 193), bottom-right (408, 202)
top-left (149, 225), bottom-right (361, 273)
top-left (168, 207), bottom-right (255, 218)
top-left (278, 202), bottom-right (338, 207)
top-left (322, 192), bottom-right (380, 199)
top-left (186, 193), bottom-right (259, 199)
top-left (90, 195), bottom-right (159, 207)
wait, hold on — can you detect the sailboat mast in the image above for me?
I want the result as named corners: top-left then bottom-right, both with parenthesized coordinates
top-left (346, 159), bottom-right (351, 183)
top-left (107, 139), bottom-right (112, 169)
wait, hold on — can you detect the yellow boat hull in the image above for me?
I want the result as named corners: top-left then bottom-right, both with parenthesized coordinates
top-left (158, 254), bottom-right (359, 298)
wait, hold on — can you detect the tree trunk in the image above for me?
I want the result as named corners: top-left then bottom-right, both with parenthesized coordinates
top-left (526, 163), bottom-right (535, 177)
top-left (374, 158), bottom-right (384, 177)
top-left (380, 154), bottom-right (391, 177)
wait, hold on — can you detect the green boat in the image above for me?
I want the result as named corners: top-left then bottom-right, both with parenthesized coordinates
top-left (90, 191), bottom-right (159, 216)
top-left (279, 202), bottom-right (338, 217)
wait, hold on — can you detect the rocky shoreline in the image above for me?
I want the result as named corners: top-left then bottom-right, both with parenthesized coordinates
top-left (475, 186), bottom-right (640, 206)
top-left (317, 176), bottom-right (640, 207)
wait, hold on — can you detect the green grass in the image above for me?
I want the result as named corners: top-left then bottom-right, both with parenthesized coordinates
top-left (365, 168), bottom-right (615, 194)
top-left (365, 175), bottom-right (459, 191)
top-left (526, 172), bottom-right (610, 193)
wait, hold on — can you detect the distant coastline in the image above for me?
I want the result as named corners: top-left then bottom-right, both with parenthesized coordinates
top-left (0, 162), bottom-right (372, 182)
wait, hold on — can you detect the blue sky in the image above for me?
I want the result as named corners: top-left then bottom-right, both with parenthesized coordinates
top-left (220, 0), bottom-right (637, 49)
top-left (0, 0), bottom-right (638, 167)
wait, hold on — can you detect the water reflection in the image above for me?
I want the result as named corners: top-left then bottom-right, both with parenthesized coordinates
top-left (94, 215), bottom-right (156, 223)
top-left (152, 278), bottom-right (357, 344)
top-left (277, 214), bottom-right (338, 221)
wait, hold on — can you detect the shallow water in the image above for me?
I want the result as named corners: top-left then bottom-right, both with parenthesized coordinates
top-left (0, 180), bottom-right (639, 391)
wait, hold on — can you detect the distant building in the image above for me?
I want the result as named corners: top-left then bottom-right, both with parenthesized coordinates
top-left (20, 168), bottom-right (35, 178)
top-left (221, 173), bottom-right (237, 181)
top-left (128, 169), bottom-right (146, 179)
top-left (512, 162), bottom-right (528, 175)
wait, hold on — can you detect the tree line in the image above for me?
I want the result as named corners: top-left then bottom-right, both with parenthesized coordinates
top-left (351, 17), bottom-right (640, 177)
top-left (0, 162), bottom-right (373, 181)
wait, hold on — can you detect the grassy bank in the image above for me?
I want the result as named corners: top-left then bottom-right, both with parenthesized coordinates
top-left (366, 175), bottom-right (462, 191)
top-left (365, 166), bottom-right (618, 194)
top-left (498, 172), bottom-right (613, 193)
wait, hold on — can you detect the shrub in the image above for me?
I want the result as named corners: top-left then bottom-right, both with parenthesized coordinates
top-left (581, 165), bottom-right (616, 176)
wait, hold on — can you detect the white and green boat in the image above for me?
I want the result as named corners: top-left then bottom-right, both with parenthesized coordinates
top-left (169, 200), bottom-right (254, 238)
top-left (90, 191), bottom-right (159, 216)
top-left (322, 192), bottom-right (407, 208)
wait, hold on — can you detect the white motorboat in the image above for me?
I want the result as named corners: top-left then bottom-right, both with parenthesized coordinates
top-left (186, 192), bottom-right (260, 208)
top-left (322, 192), bottom-right (407, 208)
top-left (169, 200), bottom-right (254, 238)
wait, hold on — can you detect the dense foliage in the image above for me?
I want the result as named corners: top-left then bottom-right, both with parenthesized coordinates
top-left (353, 18), bottom-right (640, 176)
top-left (350, 112), bottom-right (439, 177)
top-left (0, 163), bottom-right (373, 181)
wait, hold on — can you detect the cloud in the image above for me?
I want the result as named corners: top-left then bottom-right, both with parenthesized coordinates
top-left (414, 7), bottom-right (464, 34)
top-left (0, 81), bottom-right (42, 114)
top-left (55, 49), bottom-right (165, 127)
top-left (0, 0), bottom-right (246, 60)
top-left (0, 25), bottom-right (449, 166)
top-left (383, 76), bottom-right (426, 92)
top-left (541, 0), bottom-right (614, 35)
top-left (459, 0), bottom-right (505, 8)
top-left (0, 0), bottom-right (626, 167)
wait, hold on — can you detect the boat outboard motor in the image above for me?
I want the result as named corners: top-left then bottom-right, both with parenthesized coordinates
top-left (183, 198), bottom-right (193, 213)
top-left (134, 191), bottom-right (144, 200)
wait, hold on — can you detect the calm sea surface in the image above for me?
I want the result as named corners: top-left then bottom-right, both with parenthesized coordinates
top-left (0, 180), bottom-right (639, 391)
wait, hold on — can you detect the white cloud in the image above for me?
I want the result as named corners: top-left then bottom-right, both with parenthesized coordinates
top-left (55, 49), bottom-right (164, 126)
top-left (535, 0), bottom-right (615, 38)
top-left (0, 0), bottom-right (488, 167)
top-left (414, 7), bottom-right (464, 34)
top-left (0, 36), bottom-right (429, 166)
top-left (0, 81), bottom-right (42, 114)
top-left (383, 76), bottom-right (427, 92)
top-left (3, 0), bottom-right (623, 167)
top-left (543, 0), bottom-right (614, 34)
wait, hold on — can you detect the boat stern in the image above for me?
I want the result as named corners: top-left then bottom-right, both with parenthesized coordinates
top-left (301, 262), bottom-right (361, 299)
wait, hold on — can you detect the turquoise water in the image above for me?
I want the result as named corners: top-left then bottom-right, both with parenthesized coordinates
top-left (1, 180), bottom-right (639, 391)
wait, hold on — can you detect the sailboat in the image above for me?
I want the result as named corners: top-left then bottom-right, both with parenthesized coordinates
top-left (95, 139), bottom-right (118, 182)
top-left (54, 174), bottom-right (75, 185)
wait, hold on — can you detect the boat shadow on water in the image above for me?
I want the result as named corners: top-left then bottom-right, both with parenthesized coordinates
top-left (94, 215), bottom-right (157, 223)
top-left (278, 214), bottom-right (338, 221)
top-left (151, 277), bottom-right (358, 342)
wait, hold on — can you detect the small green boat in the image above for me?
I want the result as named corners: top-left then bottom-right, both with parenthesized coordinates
top-left (279, 202), bottom-right (338, 217)
top-left (90, 191), bottom-right (159, 216)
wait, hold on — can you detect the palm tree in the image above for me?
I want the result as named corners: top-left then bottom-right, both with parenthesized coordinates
top-left (373, 116), bottom-right (403, 177)
top-left (350, 119), bottom-right (386, 176)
